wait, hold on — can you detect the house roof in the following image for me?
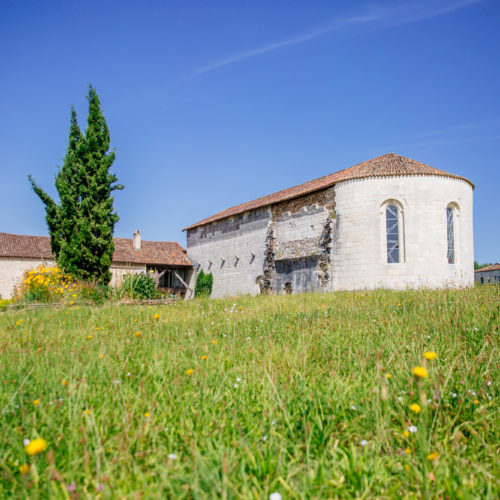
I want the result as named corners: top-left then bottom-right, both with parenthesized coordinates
top-left (0, 232), bottom-right (192, 267)
top-left (184, 153), bottom-right (474, 231)
top-left (474, 264), bottom-right (500, 273)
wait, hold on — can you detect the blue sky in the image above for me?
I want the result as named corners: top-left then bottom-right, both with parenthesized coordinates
top-left (1, 0), bottom-right (499, 263)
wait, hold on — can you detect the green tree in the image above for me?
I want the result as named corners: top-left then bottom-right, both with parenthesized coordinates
top-left (195, 270), bottom-right (213, 297)
top-left (29, 86), bottom-right (123, 285)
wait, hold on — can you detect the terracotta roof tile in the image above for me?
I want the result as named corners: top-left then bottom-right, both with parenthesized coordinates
top-left (0, 232), bottom-right (191, 267)
top-left (474, 264), bottom-right (500, 272)
top-left (184, 153), bottom-right (473, 230)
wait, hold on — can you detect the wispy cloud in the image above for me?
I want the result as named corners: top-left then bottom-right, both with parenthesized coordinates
top-left (192, 0), bottom-right (483, 77)
top-left (358, 118), bottom-right (500, 156)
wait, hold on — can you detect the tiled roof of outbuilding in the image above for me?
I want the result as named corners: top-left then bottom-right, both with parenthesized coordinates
top-left (0, 232), bottom-right (192, 267)
top-left (184, 153), bottom-right (473, 230)
top-left (474, 264), bottom-right (500, 272)
top-left (112, 238), bottom-right (191, 266)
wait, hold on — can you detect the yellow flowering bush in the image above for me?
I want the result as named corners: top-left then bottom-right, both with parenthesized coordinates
top-left (14, 265), bottom-right (108, 304)
top-left (15, 265), bottom-right (79, 303)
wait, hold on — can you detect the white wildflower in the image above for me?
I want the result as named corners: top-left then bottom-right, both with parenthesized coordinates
top-left (409, 425), bottom-right (417, 433)
top-left (270, 493), bottom-right (282, 500)
top-left (168, 453), bottom-right (177, 460)
top-left (360, 440), bottom-right (368, 446)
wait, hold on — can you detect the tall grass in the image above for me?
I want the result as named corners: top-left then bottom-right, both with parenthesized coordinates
top-left (0, 287), bottom-right (498, 498)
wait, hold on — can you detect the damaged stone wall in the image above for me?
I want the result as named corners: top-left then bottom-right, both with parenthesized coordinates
top-left (261, 221), bottom-right (275, 294)
top-left (269, 186), bottom-right (335, 294)
top-left (272, 186), bottom-right (335, 219)
top-left (318, 216), bottom-right (333, 286)
top-left (185, 186), bottom-right (335, 298)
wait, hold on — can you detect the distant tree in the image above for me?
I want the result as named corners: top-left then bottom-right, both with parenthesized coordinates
top-left (475, 261), bottom-right (493, 270)
top-left (29, 86), bottom-right (123, 285)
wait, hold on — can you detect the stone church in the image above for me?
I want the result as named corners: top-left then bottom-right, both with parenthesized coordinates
top-left (184, 153), bottom-right (474, 297)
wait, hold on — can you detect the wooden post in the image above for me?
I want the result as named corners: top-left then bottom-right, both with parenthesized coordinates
top-left (173, 270), bottom-right (193, 293)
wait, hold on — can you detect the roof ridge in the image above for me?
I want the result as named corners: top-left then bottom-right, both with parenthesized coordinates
top-left (184, 153), bottom-right (473, 231)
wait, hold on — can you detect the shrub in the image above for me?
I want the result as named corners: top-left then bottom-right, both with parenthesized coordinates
top-left (15, 265), bottom-right (80, 303)
top-left (0, 298), bottom-right (14, 311)
top-left (195, 270), bottom-right (213, 297)
top-left (119, 272), bottom-right (158, 300)
top-left (13, 265), bottom-right (108, 304)
top-left (78, 282), bottom-right (110, 304)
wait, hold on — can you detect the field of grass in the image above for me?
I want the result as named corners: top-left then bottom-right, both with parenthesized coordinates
top-left (0, 287), bottom-right (498, 498)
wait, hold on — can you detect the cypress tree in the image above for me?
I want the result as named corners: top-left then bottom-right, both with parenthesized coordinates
top-left (29, 86), bottom-right (123, 285)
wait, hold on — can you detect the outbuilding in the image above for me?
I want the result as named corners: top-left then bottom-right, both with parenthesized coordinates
top-left (0, 231), bottom-right (192, 299)
top-left (474, 264), bottom-right (500, 284)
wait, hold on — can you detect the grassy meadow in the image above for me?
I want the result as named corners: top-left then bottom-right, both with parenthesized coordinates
top-left (0, 287), bottom-right (498, 498)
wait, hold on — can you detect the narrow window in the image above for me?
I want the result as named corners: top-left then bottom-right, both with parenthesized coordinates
top-left (447, 206), bottom-right (455, 264)
top-left (386, 205), bottom-right (399, 263)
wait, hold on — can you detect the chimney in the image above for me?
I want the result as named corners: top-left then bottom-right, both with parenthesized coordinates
top-left (133, 230), bottom-right (141, 250)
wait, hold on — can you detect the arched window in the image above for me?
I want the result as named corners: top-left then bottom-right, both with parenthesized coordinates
top-left (447, 206), bottom-right (455, 264)
top-left (386, 204), bottom-right (400, 263)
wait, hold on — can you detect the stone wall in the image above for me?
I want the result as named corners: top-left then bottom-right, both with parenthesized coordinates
top-left (331, 175), bottom-right (474, 290)
top-left (0, 257), bottom-right (56, 299)
top-left (0, 258), bottom-right (146, 299)
top-left (475, 269), bottom-right (500, 284)
top-left (109, 263), bottom-right (147, 287)
top-left (186, 187), bottom-right (336, 297)
top-left (186, 208), bottom-right (272, 297)
top-left (272, 201), bottom-right (333, 294)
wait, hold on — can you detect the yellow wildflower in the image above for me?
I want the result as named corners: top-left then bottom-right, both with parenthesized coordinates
top-left (474, 399), bottom-right (479, 405)
top-left (404, 448), bottom-right (411, 454)
top-left (61, 379), bottom-right (68, 386)
top-left (33, 399), bottom-right (40, 406)
top-left (385, 373), bottom-right (391, 379)
top-left (410, 403), bottom-right (421, 414)
top-left (412, 366), bottom-right (428, 378)
top-left (424, 351), bottom-right (437, 360)
top-left (19, 463), bottom-right (30, 475)
top-left (403, 431), bottom-right (410, 438)
top-left (25, 438), bottom-right (48, 455)
top-left (99, 353), bottom-right (105, 359)
top-left (87, 335), bottom-right (93, 340)
top-left (144, 412), bottom-right (150, 418)
top-left (427, 452), bottom-right (439, 461)
top-left (135, 331), bottom-right (141, 337)
top-left (84, 409), bottom-right (91, 415)
top-left (201, 355), bottom-right (207, 360)
top-left (211, 339), bottom-right (217, 345)
top-left (133, 318), bottom-right (138, 322)
top-left (186, 369), bottom-right (194, 375)
top-left (154, 313), bottom-right (160, 320)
